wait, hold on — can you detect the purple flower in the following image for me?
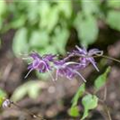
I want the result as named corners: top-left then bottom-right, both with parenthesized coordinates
top-left (73, 45), bottom-right (103, 71)
top-left (54, 60), bottom-right (86, 82)
top-left (43, 54), bottom-right (57, 62)
top-left (25, 45), bottom-right (102, 82)
top-left (25, 52), bottom-right (56, 78)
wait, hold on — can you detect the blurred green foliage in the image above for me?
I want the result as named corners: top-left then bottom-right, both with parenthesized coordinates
top-left (2, 0), bottom-right (72, 55)
top-left (1, 0), bottom-right (120, 54)
top-left (0, 0), bottom-right (7, 30)
top-left (0, 89), bottom-right (7, 107)
top-left (11, 81), bottom-right (42, 102)
top-left (74, 0), bottom-right (100, 47)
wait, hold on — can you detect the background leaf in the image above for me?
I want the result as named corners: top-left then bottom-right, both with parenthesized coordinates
top-left (0, 0), bottom-right (6, 16)
top-left (12, 28), bottom-right (28, 55)
top-left (0, 89), bottom-right (7, 107)
top-left (45, 6), bottom-right (59, 32)
top-left (81, 0), bottom-right (100, 16)
top-left (39, 1), bottom-right (51, 29)
top-left (29, 30), bottom-right (49, 48)
top-left (11, 81), bottom-right (42, 102)
top-left (94, 67), bottom-right (111, 91)
top-left (26, 0), bottom-right (39, 25)
top-left (10, 15), bottom-right (26, 29)
top-left (74, 13), bottom-right (98, 47)
top-left (107, 10), bottom-right (120, 31)
top-left (0, 0), bottom-right (7, 30)
top-left (107, 0), bottom-right (120, 9)
top-left (52, 26), bottom-right (69, 54)
top-left (58, 1), bottom-right (72, 19)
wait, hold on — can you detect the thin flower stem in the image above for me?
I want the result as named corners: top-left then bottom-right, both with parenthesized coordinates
top-left (103, 86), bottom-right (107, 102)
top-left (93, 54), bottom-right (120, 63)
top-left (98, 87), bottom-right (112, 120)
top-left (101, 55), bottom-right (120, 63)
top-left (11, 101), bottom-right (46, 120)
top-left (105, 105), bottom-right (112, 120)
top-left (24, 68), bottom-right (34, 79)
top-left (99, 100), bottom-right (112, 120)
top-left (74, 52), bottom-right (120, 64)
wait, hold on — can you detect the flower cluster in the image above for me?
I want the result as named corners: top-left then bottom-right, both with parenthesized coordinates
top-left (26, 46), bottom-right (103, 82)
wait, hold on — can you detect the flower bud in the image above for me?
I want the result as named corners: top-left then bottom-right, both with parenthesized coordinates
top-left (2, 99), bottom-right (11, 108)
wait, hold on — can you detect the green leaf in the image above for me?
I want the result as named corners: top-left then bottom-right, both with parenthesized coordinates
top-left (11, 81), bottom-right (41, 102)
top-left (52, 26), bottom-right (69, 54)
top-left (27, 0), bottom-right (39, 24)
top-left (0, 0), bottom-right (6, 30)
top-left (39, 1), bottom-right (51, 29)
top-left (10, 15), bottom-right (26, 29)
top-left (39, 45), bottom-right (57, 55)
top-left (107, 10), bottom-right (120, 31)
top-left (46, 6), bottom-right (59, 32)
top-left (74, 13), bottom-right (98, 47)
top-left (68, 106), bottom-right (80, 117)
top-left (94, 67), bottom-right (111, 91)
top-left (29, 30), bottom-right (49, 48)
top-left (72, 83), bottom-right (85, 107)
top-left (58, 1), bottom-right (72, 19)
top-left (0, 0), bottom-right (7, 16)
top-left (12, 28), bottom-right (29, 56)
top-left (107, 0), bottom-right (120, 9)
top-left (0, 89), bottom-right (7, 107)
top-left (81, 94), bottom-right (98, 120)
top-left (11, 84), bottom-right (28, 102)
top-left (0, 89), bottom-right (7, 98)
top-left (81, 0), bottom-right (100, 16)
top-left (28, 81), bottom-right (41, 99)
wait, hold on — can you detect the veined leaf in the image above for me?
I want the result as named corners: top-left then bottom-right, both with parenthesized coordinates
top-left (81, 94), bottom-right (98, 120)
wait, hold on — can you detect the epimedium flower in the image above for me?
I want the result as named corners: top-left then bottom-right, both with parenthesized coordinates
top-left (25, 52), bottom-right (56, 78)
top-left (25, 46), bottom-right (102, 82)
top-left (54, 60), bottom-right (86, 82)
top-left (73, 45), bottom-right (103, 71)
top-left (43, 54), bottom-right (57, 62)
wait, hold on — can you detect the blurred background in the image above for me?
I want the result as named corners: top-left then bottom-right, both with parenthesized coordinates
top-left (0, 0), bottom-right (120, 120)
